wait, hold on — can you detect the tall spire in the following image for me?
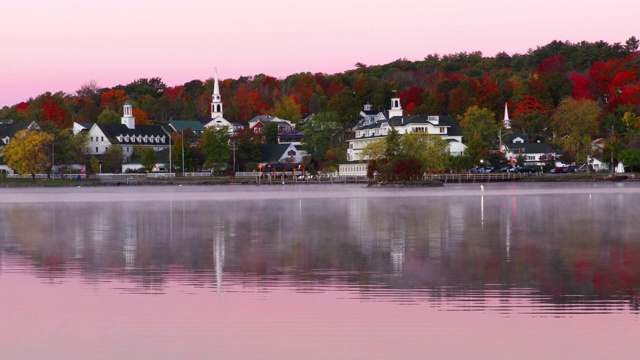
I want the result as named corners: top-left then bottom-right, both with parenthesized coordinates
top-left (503, 102), bottom-right (511, 130)
top-left (213, 68), bottom-right (220, 98)
top-left (211, 69), bottom-right (223, 119)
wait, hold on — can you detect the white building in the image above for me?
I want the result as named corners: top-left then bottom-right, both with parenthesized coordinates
top-left (500, 134), bottom-right (556, 166)
top-left (86, 102), bottom-right (170, 161)
top-left (340, 99), bottom-right (466, 176)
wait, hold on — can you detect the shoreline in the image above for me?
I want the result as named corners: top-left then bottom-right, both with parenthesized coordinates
top-left (1, 172), bottom-right (637, 188)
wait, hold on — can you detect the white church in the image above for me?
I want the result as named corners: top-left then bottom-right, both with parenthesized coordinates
top-left (201, 71), bottom-right (235, 134)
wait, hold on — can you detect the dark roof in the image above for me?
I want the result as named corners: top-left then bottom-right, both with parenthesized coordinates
top-left (259, 144), bottom-right (293, 163)
top-left (95, 124), bottom-right (170, 145)
top-left (250, 115), bottom-right (274, 123)
top-left (169, 120), bottom-right (204, 132)
top-left (505, 141), bottom-right (555, 154)
top-left (168, 120), bottom-right (205, 138)
top-left (197, 116), bottom-right (212, 126)
top-left (76, 122), bottom-right (94, 129)
top-left (278, 130), bottom-right (304, 139)
top-left (507, 133), bottom-right (529, 143)
top-left (362, 110), bottom-right (384, 116)
top-left (356, 114), bottom-right (463, 137)
top-left (0, 120), bottom-right (35, 139)
top-left (438, 115), bottom-right (463, 137)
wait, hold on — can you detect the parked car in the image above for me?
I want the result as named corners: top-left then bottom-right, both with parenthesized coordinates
top-left (516, 166), bottom-right (534, 173)
top-left (472, 166), bottom-right (496, 173)
top-left (550, 167), bottom-right (566, 173)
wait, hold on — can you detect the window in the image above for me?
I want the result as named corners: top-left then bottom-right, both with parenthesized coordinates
top-left (440, 127), bottom-right (446, 133)
top-left (101, 136), bottom-right (104, 141)
top-left (95, 147), bottom-right (98, 152)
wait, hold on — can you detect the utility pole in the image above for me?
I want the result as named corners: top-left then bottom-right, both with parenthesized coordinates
top-left (231, 141), bottom-right (237, 172)
top-left (181, 129), bottom-right (185, 176)
top-left (611, 126), bottom-right (614, 173)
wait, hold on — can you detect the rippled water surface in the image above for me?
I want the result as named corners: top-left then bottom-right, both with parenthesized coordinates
top-left (1, 183), bottom-right (640, 359)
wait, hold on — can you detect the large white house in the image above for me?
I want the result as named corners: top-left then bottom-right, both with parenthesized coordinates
top-left (339, 99), bottom-right (466, 176)
top-left (86, 102), bottom-right (170, 161)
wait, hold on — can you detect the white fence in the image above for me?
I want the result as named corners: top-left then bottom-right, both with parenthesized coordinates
top-left (6, 173), bottom-right (88, 180)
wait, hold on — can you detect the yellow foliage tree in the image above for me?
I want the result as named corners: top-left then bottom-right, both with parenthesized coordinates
top-left (401, 133), bottom-right (449, 171)
top-left (1, 129), bottom-right (55, 181)
top-left (273, 96), bottom-right (302, 123)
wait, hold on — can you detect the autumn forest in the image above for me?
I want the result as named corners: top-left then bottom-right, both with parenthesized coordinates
top-left (2, 37), bottom-right (640, 169)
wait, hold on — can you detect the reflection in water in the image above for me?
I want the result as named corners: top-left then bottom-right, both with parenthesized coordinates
top-left (1, 185), bottom-right (640, 314)
top-left (3, 185), bottom-right (640, 359)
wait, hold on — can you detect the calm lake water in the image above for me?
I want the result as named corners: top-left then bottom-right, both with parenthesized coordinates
top-left (1, 183), bottom-right (640, 359)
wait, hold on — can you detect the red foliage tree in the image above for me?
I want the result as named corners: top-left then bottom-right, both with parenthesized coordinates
top-left (163, 86), bottom-right (185, 101)
top-left (448, 87), bottom-right (473, 116)
top-left (100, 89), bottom-right (127, 111)
top-left (393, 158), bottom-right (424, 181)
top-left (474, 75), bottom-right (502, 114)
top-left (528, 78), bottom-right (552, 105)
top-left (133, 108), bottom-right (150, 125)
top-left (589, 59), bottom-right (626, 96)
top-left (235, 83), bottom-right (259, 121)
top-left (537, 55), bottom-right (566, 73)
top-left (398, 86), bottom-right (425, 108)
top-left (513, 95), bottom-right (552, 118)
top-left (16, 102), bottom-right (29, 112)
top-left (41, 94), bottom-right (71, 128)
top-left (570, 73), bottom-right (596, 100)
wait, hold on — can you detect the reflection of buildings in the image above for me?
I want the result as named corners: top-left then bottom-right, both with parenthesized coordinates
top-left (123, 205), bottom-right (137, 270)
top-left (214, 220), bottom-right (225, 293)
top-left (4, 189), bottom-right (640, 307)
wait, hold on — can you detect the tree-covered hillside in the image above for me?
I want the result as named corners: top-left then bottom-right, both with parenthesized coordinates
top-left (2, 37), bottom-right (640, 168)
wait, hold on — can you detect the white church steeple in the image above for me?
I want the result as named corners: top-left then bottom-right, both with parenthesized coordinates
top-left (121, 101), bottom-right (135, 129)
top-left (503, 102), bottom-right (511, 130)
top-left (211, 70), bottom-right (223, 119)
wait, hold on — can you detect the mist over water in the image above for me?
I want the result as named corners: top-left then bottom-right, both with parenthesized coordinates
top-left (1, 183), bottom-right (640, 359)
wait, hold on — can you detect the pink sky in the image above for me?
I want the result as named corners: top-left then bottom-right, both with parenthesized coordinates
top-left (1, 0), bottom-right (638, 108)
